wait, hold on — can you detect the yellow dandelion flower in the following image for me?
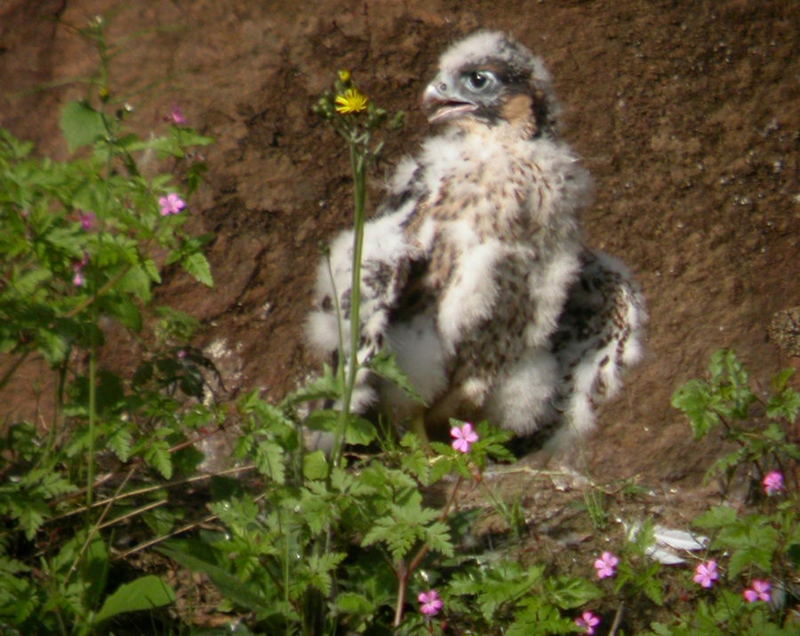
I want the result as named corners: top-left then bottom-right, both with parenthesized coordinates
top-left (337, 69), bottom-right (351, 83)
top-left (335, 88), bottom-right (368, 114)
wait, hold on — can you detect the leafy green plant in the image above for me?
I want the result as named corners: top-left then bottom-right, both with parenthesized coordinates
top-left (671, 349), bottom-right (799, 491)
top-left (0, 14), bottom-right (216, 633)
top-left (653, 349), bottom-right (800, 634)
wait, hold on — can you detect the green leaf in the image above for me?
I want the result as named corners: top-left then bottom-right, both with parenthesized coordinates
top-left (156, 545), bottom-right (271, 614)
top-left (145, 439), bottom-right (173, 479)
top-left (304, 409), bottom-right (377, 445)
top-left (254, 440), bottom-right (286, 484)
top-left (671, 379), bottom-right (718, 439)
top-left (303, 449), bottom-right (329, 481)
top-left (11, 269), bottom-right (52, 296)
top-left (93, 575), bottom-right (175, 624)
top-left (368, 349), bottom-right (426, 405)
top-left (344, 415), bottom-right (377, 445)
top-left (117, 265), bottom-right (152, 303)
top-left (546, 576), bottom-right (602, 609)
top-left (693, 505), bottom-right (737, 529)
top-left (107, 425), bottom-right (133, 462)
top-left (281, 364), bottom-right (341, 406)
top-left (103, 293), bottom-right (143, 331)
top-left (182, 252), bottom-right (213, 287)
top-left (60, 101), bottom-right (106, 152)
top-left (336, 591), bottom-right (374, 615)
top-left (306, 551), bottom-right (346, 595)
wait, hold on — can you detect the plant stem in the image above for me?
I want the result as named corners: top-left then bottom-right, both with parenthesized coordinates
top-left (87, 349), bottom-right (97, 506)
top-left (393, 474), bottom-right (465, 627)
top-left (333, 144), bottom-right (367, 468)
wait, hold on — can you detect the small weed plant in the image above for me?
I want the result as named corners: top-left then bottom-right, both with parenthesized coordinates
top-left (0, 17), bottom-right (797, 635)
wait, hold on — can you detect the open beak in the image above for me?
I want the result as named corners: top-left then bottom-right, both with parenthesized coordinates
top-left (422, 80), bottom-right (477, 124)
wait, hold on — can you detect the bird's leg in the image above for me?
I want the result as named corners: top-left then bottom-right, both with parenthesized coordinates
top-left (410, 412), bottom-right (431, 451)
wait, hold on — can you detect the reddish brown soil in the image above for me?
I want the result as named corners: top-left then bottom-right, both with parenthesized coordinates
top-left (2, 0), bottom-right (799, 488)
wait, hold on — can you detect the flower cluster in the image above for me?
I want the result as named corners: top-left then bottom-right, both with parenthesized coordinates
top-left (593, 551), bottom-right (619, 579)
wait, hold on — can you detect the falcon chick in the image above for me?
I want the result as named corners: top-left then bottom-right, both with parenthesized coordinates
top-left (307, 31), bottom-right (646, 449)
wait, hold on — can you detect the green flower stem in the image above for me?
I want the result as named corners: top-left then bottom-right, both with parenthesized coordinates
top-left (332, 142), bottom-right (367, 468)
top-left (87, 348), bottom-right (97, 506)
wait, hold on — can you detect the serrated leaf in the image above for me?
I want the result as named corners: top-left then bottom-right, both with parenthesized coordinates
top-left (94, 575), bottom-right (176, 624)
top-left (306, 552), bottom-right (346, 596)
top-left (422, 520), bottom-right (453, 557)
top-left (546, 576), bottom-right (602, 609)
top-left (117, 265), bottom-right (152, 303)
top-left (254, 440), bottom-right (285, 484)
top-left (282, 364), bottom-right (341, 406)
top-left (104, 293), bottom-right (143, 331)
top-left (368, 349), bottom-right (426, 405)
top-left (142, 258), bottom-right (161, 283)
top-left (693, 505), bottom-right (737, 529)
top-left (145, 439), bottom-right (173, 479)
top-left (336, 591), bottom-right (374, 615)
top-left (12, 268), bottom-right (52, 296)
top-left (60, 101), bottom-right (106, 152)
top-left (182, 251), bottom-right (213, 287)
top-left (303, 450), bottom-right (329, 481)
top-left (156, 545), bottom-right (271, 614)
top-left (16, 499), bottom-right (49, 540)
top-left (344, 415), bottom-right (377, 445)
top-left (671, 379), bottom-right (718, 439)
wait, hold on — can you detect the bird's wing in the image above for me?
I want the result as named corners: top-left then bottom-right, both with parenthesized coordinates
top-left (547, 248), bottom-right (647, 446)
top-left (306, 204), bottom-right (426, 412)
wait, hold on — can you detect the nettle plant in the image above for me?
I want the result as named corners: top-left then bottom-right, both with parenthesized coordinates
top-left (0, 16), bottom-right (215, 633)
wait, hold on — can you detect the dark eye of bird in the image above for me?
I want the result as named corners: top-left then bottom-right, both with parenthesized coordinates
top-left (465, 71), bottom-right (492, 91)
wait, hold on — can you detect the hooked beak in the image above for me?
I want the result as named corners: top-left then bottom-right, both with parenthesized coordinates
top-left (421, 80), bottom-right (477, 124)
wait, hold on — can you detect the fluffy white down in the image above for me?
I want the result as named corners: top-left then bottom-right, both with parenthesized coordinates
top-left (486, 350), bottom-right (559, 434)
top-left (306, 208), bottom-right (413, 357)
top-left (437, 238), bottom-right (504, 353)
top-left (384, 313), bottom-right (448, 410)
top-left (525, 248), bottom-right (580, 348)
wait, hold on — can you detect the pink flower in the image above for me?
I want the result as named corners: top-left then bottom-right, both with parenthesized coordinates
top-left (693, 560), bottom-right (719, 588)
top-left (169, 104), bottom-right (187, 125)
top-left (743, 579), bottom-right (771, 603)
top-left (418, 589), bottom-right (443, 616)
top-left (78, 211), bottom-right (96, 230)
top-left (72, 252), bottom-right (89, 286)
top-left (762, 471), bottom-right (784, 496)
top-left (159, 193), bottom-right (186, 216)
top-left (450, 422), bottom-right (479, 453)
top-left (594, 551), bottom-right (619, 579)
top-left (575, 611), bottom-right (601, 635)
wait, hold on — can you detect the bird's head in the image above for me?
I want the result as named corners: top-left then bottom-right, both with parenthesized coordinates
top-left (422, 31), bottom-right (558, 137)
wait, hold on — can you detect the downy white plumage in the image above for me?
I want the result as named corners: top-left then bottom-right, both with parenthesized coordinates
top-left (307, 30), bottom-right (646, 448)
